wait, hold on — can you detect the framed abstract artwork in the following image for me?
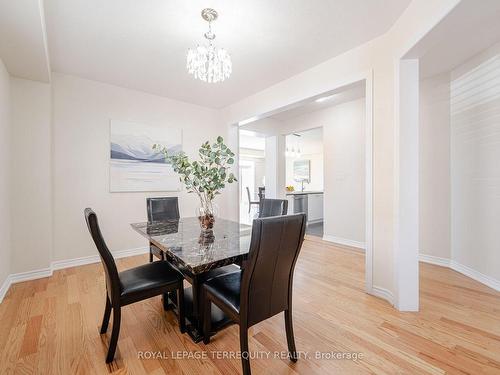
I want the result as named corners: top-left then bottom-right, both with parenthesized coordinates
top-left (109, 120), bottom-right (182, 192)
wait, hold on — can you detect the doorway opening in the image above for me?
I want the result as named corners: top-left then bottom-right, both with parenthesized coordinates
top-left (285, 128), bottom-right (324, 237)
top-left (236, 76), bottom-right (374, 294)
top-left (238, 130), bottom-right (266, 224)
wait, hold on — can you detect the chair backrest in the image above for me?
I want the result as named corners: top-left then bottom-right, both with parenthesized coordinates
top-left (258, 198), bottom-right (288, 218)
top-left (146, 197), bottom-right (180, 222)
top-left (246, 187), bottom-right (252, 203)
top-left (241, 213), bottom-right (306, 327)
top-left (84, 208), bottom-right (121, 302)
top-left (258, 186), bottom-right (265, 200)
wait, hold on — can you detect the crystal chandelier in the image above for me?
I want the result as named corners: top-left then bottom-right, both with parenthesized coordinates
top-left (187, 8), bottom-right (232, 83)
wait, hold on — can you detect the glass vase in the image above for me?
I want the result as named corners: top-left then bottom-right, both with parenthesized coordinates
top-left (197, 201), bottom-right (218, 232)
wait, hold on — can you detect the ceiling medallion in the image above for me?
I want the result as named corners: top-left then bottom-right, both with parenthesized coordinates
top-left (186, 8), bottom-right (232, 83)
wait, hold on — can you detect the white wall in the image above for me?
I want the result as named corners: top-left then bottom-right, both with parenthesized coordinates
top-left (10, 78), bottom-right (52, 273)
top-left (51, 73), bottom-right (227, 262)
top-left (324, 99), bottom-right (365, 245)
top-left (222, 0), bottom-right (462, 304)
top-left (251, 99), bottom-right (365, 244)
top-left (418, 41), bottom-right (500, 291)
top-left (0, 0), bottom-right (464, 308)
top-left (285, 99), bottom-right (365, 245)
top-left (419, 73), bottom-right (451, 260)
top-left (0, 58), bottom-right (11, 289)
top-left (253, 158), bottom-right (265, 191)
top-left (286, 153), bottom-right (323, 191)
top-left (450, 44), bottom-right (500, 285)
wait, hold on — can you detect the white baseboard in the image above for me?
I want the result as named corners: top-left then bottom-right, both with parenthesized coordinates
top-left (418, 254), bottom-right (451, 267)
top-left (0, 246), bottom-right (149, 303)
top-left (308, 219), bottom-right (323, 225)
top-left (0, 267), bottom-right (54, 303)
top-left (450, 260), bottom-right (500, 292)
top-left (322, 234), bottom-right (365, 250)
top-left (370, 286), bottom-right (394, 306)
top-left (9, 267), bottom-right (53, 283)
top-left (51, 246), bottom-right (148, 270)
top-left (51, 254), bottom-right (101, 271)
top-left (0, 276), bottom-right (12, 304)
top-left (419, 253), bottom-right (500, 292)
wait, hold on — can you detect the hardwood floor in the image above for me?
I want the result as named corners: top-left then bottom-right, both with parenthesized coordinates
top-left (1, 237), bottom-right (499, 374)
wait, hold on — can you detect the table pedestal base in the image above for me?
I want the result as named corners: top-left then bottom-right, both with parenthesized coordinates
top-left (164, 287), bottom-right (233, 343)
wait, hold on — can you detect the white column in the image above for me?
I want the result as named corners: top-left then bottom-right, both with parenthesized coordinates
top-left (394, 59), bottom-right (419, 311)
top-left (227, 124), bottom-right (240, 222)
top-left (265, 135), bottom-right (286, 199)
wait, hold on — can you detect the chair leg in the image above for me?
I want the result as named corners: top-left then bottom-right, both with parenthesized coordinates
top-left (240, 325), bottom-right (251, 375)
top-left (106, 306), bottom-right (121, 363)
top-left (162, 292), bottom-right (170, 311)
top-left (284, 309), bottom-right (298, 362)
top-left (149, 247), bottom-right (153, 262)
top-left (100, 296), bottom-right (112, 334)
top-left (176, 284), bottom-right (186, 333)
top-left (203, 293), bottom-right (211, 344)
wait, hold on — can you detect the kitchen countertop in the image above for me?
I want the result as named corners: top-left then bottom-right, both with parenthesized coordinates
top-left (285, 191), bottom-right (324, 196)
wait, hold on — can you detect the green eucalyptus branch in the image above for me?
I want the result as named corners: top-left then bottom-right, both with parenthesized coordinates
top-left (153, 136), bottom-right (237, 214)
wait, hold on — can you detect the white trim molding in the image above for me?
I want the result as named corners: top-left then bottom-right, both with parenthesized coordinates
top-left (1, 267), bottom-right (53, 303)
top-left (235, 70), bottom-right (375, 300)
top-left (419, 254), bottom-right (500, 292)
top-left (364, 70), bottom-right (374, 300)
top-left (322, 234), bottom-right (365, 250)
top-left (0, 246), bottom-right (148, 303)
top-left (450, 261), bottom-right (500, 292)
top-left (0, 276), bottom-right (13, 304)
top-left (371, 286), bottom-right (394, 306)
top-left (51, 246), bottom-right (148, 270)
top-left (418, 254), bottom-right (451, 268)
top-left (9, 268), bottom-right (53, 283)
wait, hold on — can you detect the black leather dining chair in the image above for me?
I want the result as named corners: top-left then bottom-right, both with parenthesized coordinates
top-left (84, 208), bottom-right (186, 363)
top-left (147, 196), bottom-right (180, 222)
top-left (147, 197), bottom-right (180, 261)
top-left (257, 186), bottom-right (265, 201)
top-left (202, 213), bottom-right (307, 375)
top-left (258, 198), bottom-right (288, 217)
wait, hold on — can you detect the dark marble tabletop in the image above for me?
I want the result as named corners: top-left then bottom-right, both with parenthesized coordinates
top-left (131, 217), bottom-right (252, 274)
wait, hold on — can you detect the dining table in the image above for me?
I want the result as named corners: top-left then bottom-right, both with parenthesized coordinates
top-left (131, 217), bottom-right (252, 342)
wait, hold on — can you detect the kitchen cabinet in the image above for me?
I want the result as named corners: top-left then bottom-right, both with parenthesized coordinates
top-left (285, 191), bottom-right (323, 223)
top-left (307, 193), bottom-right (323, 222)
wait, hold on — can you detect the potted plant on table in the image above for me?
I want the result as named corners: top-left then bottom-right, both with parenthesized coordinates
top-left (153, 136), bottom-right (237, 233)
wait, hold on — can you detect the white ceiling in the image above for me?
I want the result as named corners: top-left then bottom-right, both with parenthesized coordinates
top-left (286, 127), bottom-right (323, 155)
top-left (270, 81), bottom-right (365, 121)
top-left (407, 0), bottom-right (500, 78)
top-left (43, 0), bottom-right (410, 108)
top-left (239, 130), bottom-right (266, 151)
top-left (240, 80), bottom-right (364, 136)
top-left (0, 0), bottom-right (50, 82)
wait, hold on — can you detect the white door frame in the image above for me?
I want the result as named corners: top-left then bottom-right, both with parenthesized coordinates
top-left (235, 71), bottom-right (375, 296)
